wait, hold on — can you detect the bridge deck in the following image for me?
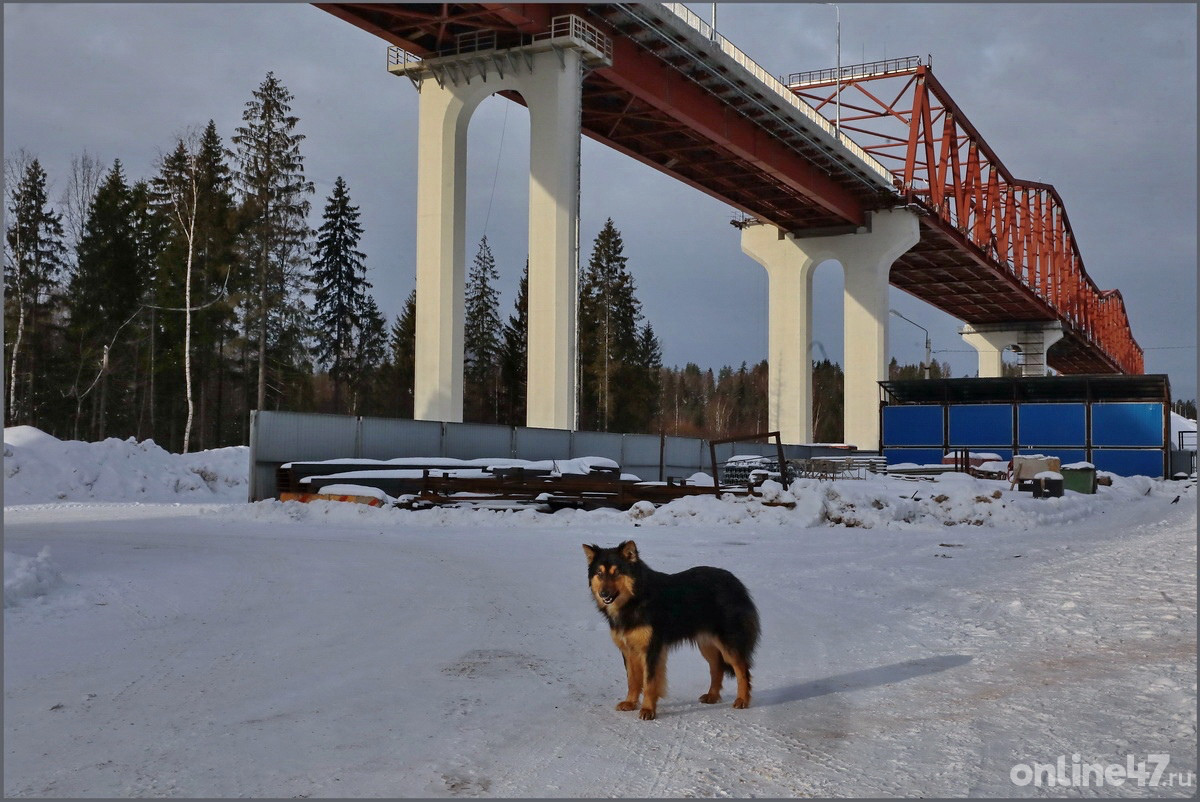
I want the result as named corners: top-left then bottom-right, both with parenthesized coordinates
top-left (316, 1), bottom-right (1140, 376)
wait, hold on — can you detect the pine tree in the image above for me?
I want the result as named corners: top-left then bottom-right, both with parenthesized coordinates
top-left (311, 176), bottom-right (368, 412)
top-left (463, 235), bottom-right (502, 422)
top-left (579, 218), bottom-right (642, 431)
top-left (230, 71), bottom-right (315, 413)
top-left (4, 156), bottom-right (67, 426)
top-left (498, 260), bottom-right (528, 426)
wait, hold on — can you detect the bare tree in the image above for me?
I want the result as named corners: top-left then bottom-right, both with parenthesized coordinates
top-left (4, 149), bottom-right (36, 421)
top-left (59, 150), bottom-right (104, 256)
top-left (152, 138), bottom-right (203, 451)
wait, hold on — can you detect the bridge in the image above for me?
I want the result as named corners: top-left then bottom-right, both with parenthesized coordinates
top-left (317, 2), bottom-right (1143, 448)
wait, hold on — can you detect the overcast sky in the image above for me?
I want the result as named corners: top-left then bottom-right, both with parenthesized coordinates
top-left (4, 2), bottom-right (1196, 401)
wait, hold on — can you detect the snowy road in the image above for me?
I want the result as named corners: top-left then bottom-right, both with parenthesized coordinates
top-left (4, 487), bottom-right (1195, 798)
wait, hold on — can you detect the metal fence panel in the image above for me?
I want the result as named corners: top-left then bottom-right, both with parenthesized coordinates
top-left (513, 427), bottom-right (573, 461)
top-left (569, 430), bottom-right (623, 461)
top-left (359, 417), bottom-right (443, 459)
top-left (1091, 402), bottom-right (1165, 447)
top-left (662, 435), bottom-right (705, 481)
top-left (1092, 448), bottom-right (1164, 477)
top-left (252, 410), bottom-right (360, 462)
top-left (1018, 403), bottom-right (1086, 447)
top-left (883, 405), bottom-right (943, 446)
top-left (444, 422), bottom-right (513, 459)
top-left (621, 433), bottom-right (662, 481)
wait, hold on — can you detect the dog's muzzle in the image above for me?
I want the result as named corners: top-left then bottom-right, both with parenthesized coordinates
top-left (600, 592), bottom-right (618, 605)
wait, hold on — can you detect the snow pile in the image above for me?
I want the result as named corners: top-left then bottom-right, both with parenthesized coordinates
top-left (4, 426), bottom-right (248, 505)
top-left (631, 470), bottom-right (1191, 531)
top-left (3, 547), bottom-right (65, 608)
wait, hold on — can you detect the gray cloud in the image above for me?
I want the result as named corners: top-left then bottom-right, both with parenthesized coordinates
top-left (4, 2), bottom-right (1195, 400)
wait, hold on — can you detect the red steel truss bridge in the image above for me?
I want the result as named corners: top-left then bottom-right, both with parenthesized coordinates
top-left (318, 2), bottom-right (1143, 375)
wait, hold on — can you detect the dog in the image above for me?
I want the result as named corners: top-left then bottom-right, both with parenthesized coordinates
top-left (582, 540), bottom-right (760, 720)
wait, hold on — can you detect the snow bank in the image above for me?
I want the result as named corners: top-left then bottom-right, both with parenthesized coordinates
top-left (4, 426), bottom-right (248, 505)
top-left (4, 425), bottom-right (1193, 534)
top-left (3, 547), bottom-right (65, 608)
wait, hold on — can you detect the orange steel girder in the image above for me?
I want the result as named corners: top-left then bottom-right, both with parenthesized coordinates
top-left (790, 63), bottom-right (1143, 375)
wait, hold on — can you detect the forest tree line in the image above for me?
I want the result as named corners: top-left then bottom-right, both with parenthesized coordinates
top-left (6, 71), bottom-right (959, 453)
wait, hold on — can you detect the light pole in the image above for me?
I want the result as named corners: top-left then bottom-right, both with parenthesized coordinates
top-left (889, 309), bottom-right (931, 379)
top-left (824, 3), bottom-right (841, 136)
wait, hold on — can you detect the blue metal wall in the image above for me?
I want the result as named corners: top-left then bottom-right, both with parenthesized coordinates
top-left (881, 400), bottom-right (1166, 477)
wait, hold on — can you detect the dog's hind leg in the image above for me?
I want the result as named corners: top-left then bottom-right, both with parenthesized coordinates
top-left (697, 638), bottom-right (725, 704)
top-left (715, 641), bottom-right (752, 709)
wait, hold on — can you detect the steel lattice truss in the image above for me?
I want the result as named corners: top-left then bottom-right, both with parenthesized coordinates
top-left (788, 60), bottom-right (1141, 374)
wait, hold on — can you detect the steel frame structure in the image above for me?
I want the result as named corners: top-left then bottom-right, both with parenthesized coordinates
top-left (788, 60), bottom-right (1142, 374)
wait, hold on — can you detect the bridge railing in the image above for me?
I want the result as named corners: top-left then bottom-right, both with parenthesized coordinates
top-left (535, 14), bottom-right (614, 63)
top-left (386, 14), bottom-right (612, 73)
top-left (660, 2), bottom-right (894, 190)
top-left (785, 56), bottom-right (923, 88)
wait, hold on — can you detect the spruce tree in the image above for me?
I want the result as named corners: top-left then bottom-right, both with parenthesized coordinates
top-left (387, 289), bottom-right (417, 418)
top-left (311, 176), bottom-right (368, 411)
top-left (4, 156), bottom-right (67, 426)
top-left (629, 321), bottom-right (663, 431)
top-left (463, 235), bottom-right (502, 422)
top-left (230, 71), bottom-right (314, 413)
top-left (67, 160), bottom-right (144, 439)
top-left (349, 294), bottom-right (388, 414)
top-left (498, 259), bottom-right (528, 426)
top-left (128, 178), bottom-right (168, 441)
top-left (579, 218), bottom-right (642, 431)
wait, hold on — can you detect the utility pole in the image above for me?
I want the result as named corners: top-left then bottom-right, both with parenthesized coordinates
top-left (890, 309), bottom-right (932, 379)
top-left (824, 3), bottom-right (841, 135)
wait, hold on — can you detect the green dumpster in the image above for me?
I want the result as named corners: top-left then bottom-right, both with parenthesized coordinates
top-left (1061, 464), bottom-right (1097, 494)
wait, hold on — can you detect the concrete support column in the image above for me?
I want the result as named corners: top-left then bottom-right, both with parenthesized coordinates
top-left (411, 48), bottom-right (582, 428)
top-left (413, 79), bottom-right (472, 423)
top-left (837, 209), bottom-right (920, 449)
top-left (741, 225), bottom-right (821, 444)
top-left (960, 326), bottom-right (1014, 378)
top-left (741, 208), bottom-right (919, 449)
top-left (960, 321), bottom-right (1064, 377)
top-left (523, 49), bottom-right (581, 430)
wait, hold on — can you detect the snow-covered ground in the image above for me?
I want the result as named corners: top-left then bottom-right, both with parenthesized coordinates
top-left (4, 428), bottom-right (1196, 797)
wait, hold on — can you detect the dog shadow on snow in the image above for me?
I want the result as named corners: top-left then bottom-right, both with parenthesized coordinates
top-left (754, 654), bottom-right (974, 707)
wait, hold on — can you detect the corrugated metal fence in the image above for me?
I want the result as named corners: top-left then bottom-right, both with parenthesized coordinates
top-left (247, 410), bottom-right (818, 501)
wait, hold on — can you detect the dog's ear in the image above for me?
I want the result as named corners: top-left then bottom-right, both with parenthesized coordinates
top-left (619, 540), bottom-right (639, 563)
top-left (582, 544), bottom-right (597, 563)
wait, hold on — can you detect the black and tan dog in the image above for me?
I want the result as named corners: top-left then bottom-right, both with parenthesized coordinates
top-left (582, 540), bottom-right (760, 720)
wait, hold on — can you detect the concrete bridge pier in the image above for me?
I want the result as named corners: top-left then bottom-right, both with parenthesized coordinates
top-left (409, 35), bottom-right (601, 429)
top-left (960, 321), bottom-right (1064, 378)
top-left (742, 208), bottom-right (920, 449)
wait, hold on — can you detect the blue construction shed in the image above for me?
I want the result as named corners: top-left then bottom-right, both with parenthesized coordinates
top-left (879, 374), bottom-right (1172, 478)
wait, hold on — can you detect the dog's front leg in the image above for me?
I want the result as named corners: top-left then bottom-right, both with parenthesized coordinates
top-left (639, 644), bottom-right (667, 720)
top-left (611, 633), bottom-right (643, 711)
